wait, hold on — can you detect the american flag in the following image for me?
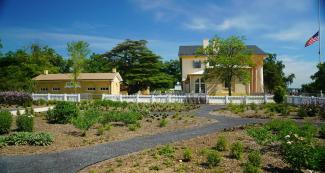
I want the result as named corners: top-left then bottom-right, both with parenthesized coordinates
top-left (305, 31), bottom-right (319, 47)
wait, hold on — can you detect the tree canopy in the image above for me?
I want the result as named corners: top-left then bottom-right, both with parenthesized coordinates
top-left (200, 36), bottom-right (253, 96)
top-left (263, 54), bottom-right (295, 93)
top-left (302, 63), bottom-right (325, 94)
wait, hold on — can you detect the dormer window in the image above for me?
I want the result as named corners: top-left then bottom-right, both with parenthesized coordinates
top-left (193, 60), bottom-right (201, 68)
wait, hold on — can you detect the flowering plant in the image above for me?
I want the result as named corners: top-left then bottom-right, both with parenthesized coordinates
top-left (0, 91), bottom-right (32, 106)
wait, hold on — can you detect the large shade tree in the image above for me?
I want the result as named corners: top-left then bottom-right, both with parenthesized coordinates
top-left (263, 54), bottom-right (295, 93)
top-left (302, 63), bottom-right (325, 94)
top-left (162, 59), bottom-right (181, 85)
top-left (102, 39), bottom-right (174, 94)
top-left (199, 36), bottom-right (253, 96)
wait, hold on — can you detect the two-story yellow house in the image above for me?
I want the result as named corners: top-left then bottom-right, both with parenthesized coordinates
top-left (33, 69), bottom-right (122, 95)
top-left (179, 39), bottom-right (267, 95)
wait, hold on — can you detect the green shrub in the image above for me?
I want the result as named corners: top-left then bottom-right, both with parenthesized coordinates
top-left (71, 109), bottom-right (100, 136)
top-left (0, 110), bottom-right (12, 134)
top-left (230, 141), bottom-right (244, 160)
top-left (206, 150), bottom-right (221, 168)
top-left (16, 114), bottom-right (34, 132)
top-left (46, 102), bottom-right (79, 124)
top-left (128, 124), bottom-right (138, 131)
top-left (101, 111), bottom-right (142, 125)
top-left (243, 163), bottom-right (262, 173)
top-left (297, 106), bottom-right (307, 117)
top-left (2, 132), bottom-right (53, 146)
top-left (215, 136), bottom-right (228, 151)
top-left (183, 148), bottom-right (192, 162)
top-left (320, 124), bottom-right (325, 138)
top-left (228, 104), bottom-right (246, 114)
top-left (273, 86), bottom-right (286, 103)
top-left (248, 151), bottom-right (261, 167)
top-left (246, 127), bottom-right (275, 145)
top-left (158, 145), bottom-right (175, 158)
top-left (159, 118), bottom-right (168, 127)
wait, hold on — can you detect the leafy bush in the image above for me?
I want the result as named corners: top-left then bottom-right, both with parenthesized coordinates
top-left (16, 114), bottom-right (34, 132)
top-left (159, 118), bottom-right (168, 127)
top-left (0, 110), bottom-right (12, 134)
top-left (247, 127), bottom-right (275, 145)
top-left (320, 124), bottom-right (325, 138)
top-left (0, 91), bottom-right (32, 106)
top-left (206, 150), bottom-right (221, 168)
top-left (230, 141), bottom-right (244, 160)
top-left (101, 111), bottom-right (142, 125)
top-left (158, 145), bottom-right (175, 158)
top-left (128, 124), bottom-right (138, 131)
top-left (71, 109), bottom-right (100, 136)
top-left (243, 163), bottom-right (262, 173)
top-left (46, 101), bottom-right (79, 124)
top-left (215, 136), bottom-right (228, 151)
top-left (248, 151), bottom-right (261, 167)
top-left (183, 148), bottom-right (192, 162)
top-left (298, 104), bottom-right (320, 117)
top-left (1, 132), bottom-right (53, 146)
top-left (273, 86), bottom-right (286, 103)
top-left (228, 103), bottom-right (246, 114)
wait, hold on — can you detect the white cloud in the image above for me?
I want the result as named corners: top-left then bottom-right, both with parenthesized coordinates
top-left (278, 55), bottom-right (318, 88)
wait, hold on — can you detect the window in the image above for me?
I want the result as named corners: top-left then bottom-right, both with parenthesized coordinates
top-left (40, 88), bottom-right (48, 91)
top-left (87, 87), bottom-right (96, 91)
top-left (192, 60), bottom-right (201, 68)
top-left (100, 87), bottom-right (109, 91)
top-left (194, 78), bottom-right (205, 93)
top-left (52, 88), bottom-right (60, 91)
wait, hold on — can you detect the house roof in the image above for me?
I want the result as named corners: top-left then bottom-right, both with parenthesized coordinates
top-left (33, 73), bottom-right (123, 81)
top-left (178, 45), bottom-right (267, 56)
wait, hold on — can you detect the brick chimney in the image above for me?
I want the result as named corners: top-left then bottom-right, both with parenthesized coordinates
top-left (44, 70), bottom-right (48, 75)
top-left (203, 39), bottom-right (209, 48)
top-left (112, 68), bottom-right (117, 73)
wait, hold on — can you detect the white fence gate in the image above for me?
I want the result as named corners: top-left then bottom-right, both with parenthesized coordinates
top-left (32, 93), bottom-right (80, 102)
top-left (102, 94), bottom-right (274, 104)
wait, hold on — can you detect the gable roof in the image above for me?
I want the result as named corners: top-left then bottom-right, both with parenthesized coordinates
top-left (33, 73), bottom-right (123, 81)
top-left (178, 45), bottom-right (266, 56)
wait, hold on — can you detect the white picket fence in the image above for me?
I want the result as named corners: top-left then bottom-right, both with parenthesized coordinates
top-left (102, 94), bottom-right (274, 104)
top-left (32, 93), bottom-right (80, 102)
top-left (287, 96), bottom-right (325, 105)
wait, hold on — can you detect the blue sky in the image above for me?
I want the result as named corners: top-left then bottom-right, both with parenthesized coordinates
top-left (0, 0), bottom-right (322, 87)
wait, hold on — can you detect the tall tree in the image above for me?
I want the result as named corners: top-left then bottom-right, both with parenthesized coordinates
top-left (67, 41), bottom-right (90, 93)
top-left (199, 36), bottom-right (253, 96)
top-left (103, 39), bottom-right (173, 94)
top-left (302, 63), bottom-right (325, 93)
top-left (263, 54), bottom-right (295, 93)
top-left (162, 59), bottom-right (181, 85)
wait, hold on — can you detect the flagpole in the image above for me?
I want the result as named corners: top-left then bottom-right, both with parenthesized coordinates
top-left (319, 0), bottom-right (322, 63)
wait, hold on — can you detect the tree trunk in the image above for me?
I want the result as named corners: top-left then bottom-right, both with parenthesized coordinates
top-left (228, 83), bottom-right (232, 96)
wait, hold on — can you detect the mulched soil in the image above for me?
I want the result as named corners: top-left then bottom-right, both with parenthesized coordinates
top-left (79, 129), bottom-right (294, 173)
top-left (0, 114), bottom-right (215, 155)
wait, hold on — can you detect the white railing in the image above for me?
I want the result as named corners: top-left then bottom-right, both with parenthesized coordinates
top-left (287, 96), bottom-right (325, 105)
top-left (102, 94), bottom-right (274, 104)
top-left (32, 93), bottom-right (81, 102)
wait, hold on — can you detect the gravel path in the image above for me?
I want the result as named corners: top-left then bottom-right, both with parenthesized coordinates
top-left (0, 105), bottom-right (265, 173)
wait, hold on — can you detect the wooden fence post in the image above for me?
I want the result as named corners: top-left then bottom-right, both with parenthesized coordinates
top-left (263, 95), bottom-right (267, 104)
top-left (151, 95), bottom-right (154, 103)
top-left (77, 94), bottom-right (81, 102)
top-left (136, 94), bottom-right (139, 103)
top-left (225, 96), bottom-right (229, 104)
top-left (64, 94), bottom-right (67, 101)
top-left (47, 93), bottom-right (51, 101)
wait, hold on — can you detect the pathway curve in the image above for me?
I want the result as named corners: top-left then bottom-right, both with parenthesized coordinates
top-left (0, 105), bottom-right (265, 173)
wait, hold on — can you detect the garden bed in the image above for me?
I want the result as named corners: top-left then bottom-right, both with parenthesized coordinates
top-left (0, 104), bottom-right (213, 155)
top-left (213, 103), bottom-right (325, 123)
top-left (80, 120), bottom-right (325, 173)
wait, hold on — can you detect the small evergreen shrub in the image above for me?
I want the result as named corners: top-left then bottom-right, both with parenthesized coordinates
top-left (215, 136), bottom-right (228, 151)
top-left (16, 114), bottom-right (34, 132)
top-left (159, 118), bottom-right (168, 127)
top-left (230, 141), bottom-right (244, 160)
top-left (248, 151), bottom-right (262, 167)
top-left (0, 110), bottom-right (12, 134)
top-left (273, 86), bottom-right (286, 103)
top-left (158, 145), bottom-right (175, 158)
top-left (243, 163), bottom-right (262, 173)
top-left (206, 150), bottom-right (221, 168)
top-left (183, 148), bottom-right (192, 162)
top-left (128, 124), bottom-right (138, 131)
top-left (46, 102), bottom-right (79, 124)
